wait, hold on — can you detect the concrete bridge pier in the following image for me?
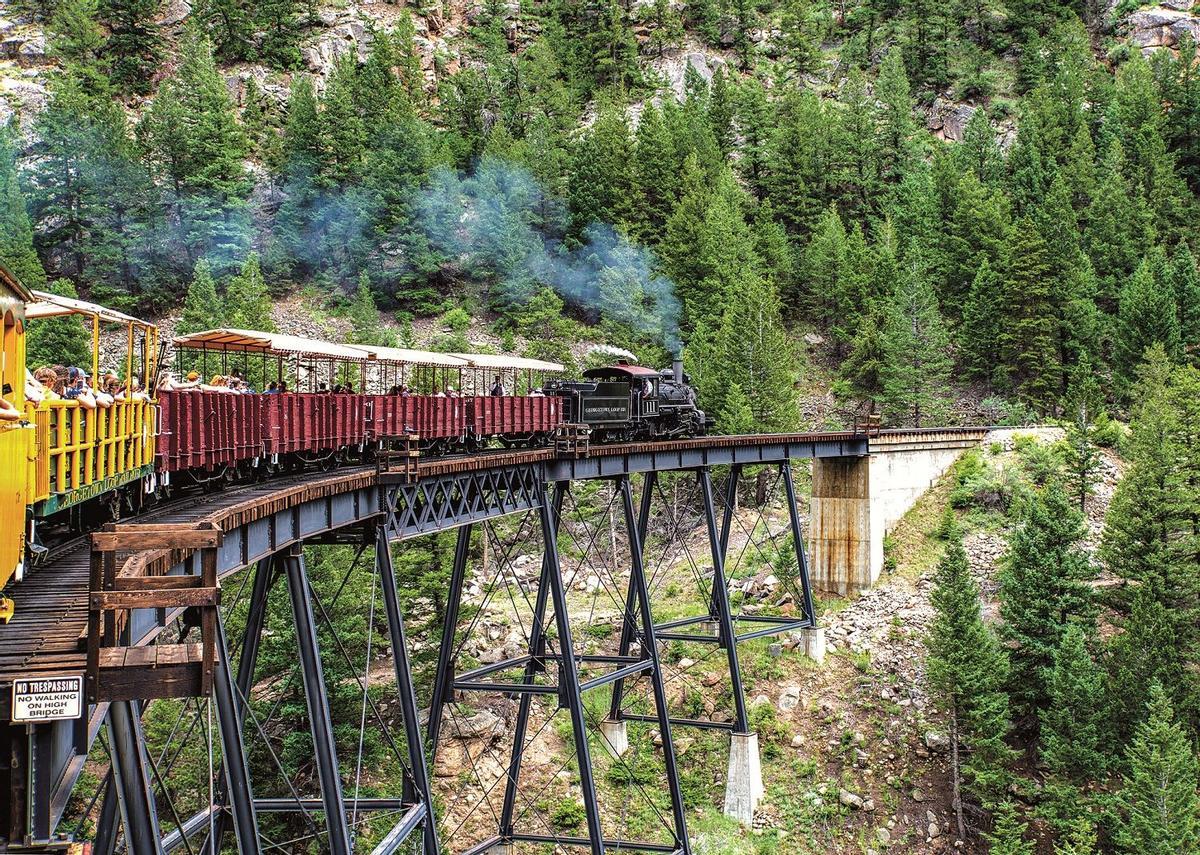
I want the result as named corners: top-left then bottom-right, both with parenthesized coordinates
top-left (808, 430), bottom-right (987, 594)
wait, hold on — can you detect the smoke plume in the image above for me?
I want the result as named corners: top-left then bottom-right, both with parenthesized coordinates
top-left (415, 157), bottom-right (682, 352)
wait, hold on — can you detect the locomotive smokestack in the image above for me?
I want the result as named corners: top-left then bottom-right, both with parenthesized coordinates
top-left (672, 357), bottom-right (683, 384)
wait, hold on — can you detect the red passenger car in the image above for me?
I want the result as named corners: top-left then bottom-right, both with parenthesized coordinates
top-left (160, 329), bottom-right (566, 481)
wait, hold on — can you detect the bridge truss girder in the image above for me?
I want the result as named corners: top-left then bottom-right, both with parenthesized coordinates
top-left (69, 445), bottom-right (828, 855)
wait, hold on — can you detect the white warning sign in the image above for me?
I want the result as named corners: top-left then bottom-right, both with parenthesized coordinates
top-left (12, 675), bottom-right (84, 722)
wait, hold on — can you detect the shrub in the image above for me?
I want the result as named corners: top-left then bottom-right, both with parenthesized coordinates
top-left (1017, 439), bottom-right (1067, 486)
top-left (1091, 411), bottom-right (1125, 449)
top-left (550, 799), bottom-right (587, 829)
top-left (605, 743), bottom-right (660, 785)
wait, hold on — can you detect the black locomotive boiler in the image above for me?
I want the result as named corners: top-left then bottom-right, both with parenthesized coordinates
top-left (546, 360), bottom-right (709, 442)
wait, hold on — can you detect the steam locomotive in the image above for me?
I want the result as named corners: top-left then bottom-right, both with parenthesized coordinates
top-left (547, 360), bottom-right (709, 442)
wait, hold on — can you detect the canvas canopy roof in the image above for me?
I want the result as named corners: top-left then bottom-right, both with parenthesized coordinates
top-left (344, 344), bottom-right (469, 368)
top-left (174, 329), bottom-right (565, 373)
top-left (583, 363), bottom-right (660, 379)
top-left (173, 329), bottom-right (372, 361)
top-left (451, 352), bottom-right (564, 373)
top-left (0, 265), bottom-right (34, 302)
top-left (28, 290), bottom-right (151, 326)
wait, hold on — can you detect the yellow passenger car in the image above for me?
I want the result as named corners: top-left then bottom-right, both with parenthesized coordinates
top-left (0, 271), bottom-right (159, 621)
top-left (23, 290), bottom-right (158, 520)
top-left (0, 266), bottom-right (34, 620)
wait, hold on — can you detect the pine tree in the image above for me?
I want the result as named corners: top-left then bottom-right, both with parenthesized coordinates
top-left (1156, 32), bottom-right (1200, 193)
top-left (835, 67), bottom-right (882, 220)
top-left (1106, 581), bottom-right (1188, 745)
top-left (47, 0), bottom-right (107, 94)
top-left (997, 216), bottom-right (1062, 412)
top-left (1110, 53), bottom-right (1189, 239)
top-left (644, 0), bottom-right (684, 59)
top-left (779, 0), bottom-right (823, 77)
top-left (841, 312), bottom-right (887, 409)
top-left (193, 0), bottom-right (252, 61)
top-left (717, 382), bottom-right (755, 434)
top-left (959, 260), bottom-right (1000, 385)
top-left (97, 0), bottom-right (162, 94)
top-left (1112, 683), bottom-right (1200, 855)
top-left (1102, 352), bottom-right (1200, 733)
top-left (1084, 140), bottom-right (1155, 314)
top-left (764, 89), bottom-right (833, 233)
top-left (630, 104), bottom-right (677, 246)
top-left (255, 0), bottom-right (304, 67)
top-left (392, 12), bottom-right (425, 106)
top-left (226, 253), bottom-right (275, 331)
top-left (955, 108), bottom-right (1003, 185)
top-left (320, 55), bottom-right (367, 186)
top-left (710, 276), bottom-right (798, 432)
top-left (1115, 256), bottom-right (1182, 391)
top-left (875, 50), bottom-right (917, 185)
top-left (1005, 119), bottom-right (1047, 216)
top-left (1101, 347), bottom-right (1186, 585)
top-left (1165, 242), bottom-right (1200, 363)
top-left (0, 124), bottom-right (46, 289)
top-left (735, 78), bottom-right (774, 197)
top-left (268, 77), bottom-right (325, 281)
top-left (27, 73), bottom-right (154, 297)
top-left (139, 31), bottom-right (249, 269)
top-left (347, 272), bottom-right (385, 346)
top-left (1039, 624), bottom-right (1108, 781)
top-left (798, 204), bottom-right (846, 326)
top-left (567, 104), bottom-right (636, 237)
top-left (25, 279), bottom-right (91, 369)
top-left (999, 481), bottom-right (1095, 726)
top-left (926, 532), bottom-right (1013, 836)
top-left (1054, 819), bottom-right (1098, 855)
top-left (662, 166), bottom-right (762, 333)
top-left (944, 171), bottom-right (1008, 320)
top-left (1063, 122), bottom-right (1097, 211)
top-left (879, 249), bottom-right (952, 427)
top-left (985, 801), bottom-right (1035, 855)
top-left (750, 203), bottom-right (795, 298)
top-left (586, 0), bottom-right (639, 91)
top-left (177, 260), bottom-right (222, 334)
top-left (709, 68), bottom-right (735, 156)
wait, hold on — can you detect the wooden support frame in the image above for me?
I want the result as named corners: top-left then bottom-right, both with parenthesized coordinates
top-left (86, 523), bottom-right (223, 703)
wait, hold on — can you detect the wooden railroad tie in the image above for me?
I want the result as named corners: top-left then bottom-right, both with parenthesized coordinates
top-left (85, 522), bottom-right (223, 703)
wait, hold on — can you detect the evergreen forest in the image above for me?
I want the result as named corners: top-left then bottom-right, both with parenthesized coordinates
top-left (2, 0), bottom-right (1200, 850)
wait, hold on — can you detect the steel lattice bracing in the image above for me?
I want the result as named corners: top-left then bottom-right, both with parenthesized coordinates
top-left (4, 429), bottom-right (997, 853)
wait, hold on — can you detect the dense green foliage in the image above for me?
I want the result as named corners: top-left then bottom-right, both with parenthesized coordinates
top-left (0, 0), bottom-right (1196, 425)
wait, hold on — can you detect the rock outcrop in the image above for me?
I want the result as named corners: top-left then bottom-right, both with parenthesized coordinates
top-left (1126, 4), bottom-right (1200, 52)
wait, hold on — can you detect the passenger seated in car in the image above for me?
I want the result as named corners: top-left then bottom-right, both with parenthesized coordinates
top-left (33, 367), bottom-right (61, 400)
top-left (62, 367), bottom-right (97, 409)
top-left (265, 381), bottom-right (280, 394)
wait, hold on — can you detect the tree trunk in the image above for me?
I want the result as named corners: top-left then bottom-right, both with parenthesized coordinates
top-left (951, 709), bottom-right (965, 841)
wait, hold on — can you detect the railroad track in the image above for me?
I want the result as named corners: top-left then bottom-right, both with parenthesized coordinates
top-left (0, 471), bottom-right (366, 685)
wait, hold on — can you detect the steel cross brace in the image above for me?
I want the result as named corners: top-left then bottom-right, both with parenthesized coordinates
top-left (609, 463), bottom-right (817, 735)
top-left (284, 544), bottom-right (353, 855)
top-left (428, 478), bottom-right (690, 855)
top-left (374, 521), bottom-right (441, 855)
